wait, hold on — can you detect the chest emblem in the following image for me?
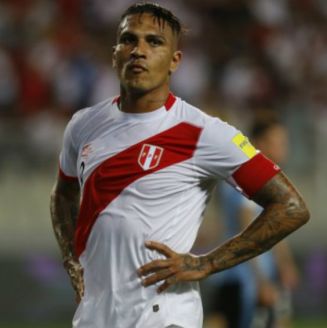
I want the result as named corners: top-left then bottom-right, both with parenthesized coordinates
top-left (138, 144), bottom-right (164, 171)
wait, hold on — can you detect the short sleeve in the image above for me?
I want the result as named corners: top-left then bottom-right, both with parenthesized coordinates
top-left (197, 117), bottom-right (280, 197)
top-left (59, 118), bottom-right (78, 179)
top-left (197, 118), bottom-right (257, 179)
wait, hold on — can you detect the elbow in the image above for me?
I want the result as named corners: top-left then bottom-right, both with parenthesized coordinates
top-left (289, 195), bottom-right (310, 228)
top-left (299, 203), bottom-right (310, 225)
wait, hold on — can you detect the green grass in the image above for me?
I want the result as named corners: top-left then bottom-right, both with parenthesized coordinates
top-left (293, 320), bottom-right (327, 328)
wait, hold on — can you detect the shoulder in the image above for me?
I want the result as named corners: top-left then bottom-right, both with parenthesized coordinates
top-left (172, 97), bottom-right (240, 146)
top-left (173, 98), bottom-right (212, 125)
top-left (70, 97), bottom-right (114, 128)
top-left (66, 97), bottom-right (115, 139)
top-left (173, 97), bottom-right (231, 132)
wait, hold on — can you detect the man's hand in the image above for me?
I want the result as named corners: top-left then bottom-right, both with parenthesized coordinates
top-left (64, 258), bottom-right (84, 303)
top-left (137, 241), bottom-right (211, 293)
top-left (138, 172), bottom-right (309, 294)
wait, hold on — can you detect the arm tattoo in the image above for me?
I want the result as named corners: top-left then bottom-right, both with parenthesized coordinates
top-left (205, 172), bottom-right (310, 274)
top-left (181, 254), bottom-right (212, 276)
top-left (182, 255), bottom-right (202, 271)
top-left (50, 177), bottom-right (80, 263)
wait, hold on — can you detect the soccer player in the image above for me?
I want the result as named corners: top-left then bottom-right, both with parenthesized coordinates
top-left (50, 3), bottom-right (309, 328)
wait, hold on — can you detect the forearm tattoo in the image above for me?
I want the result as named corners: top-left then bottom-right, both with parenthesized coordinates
top-left (50, 179), bottom-right (80, 262)
top-left (50, 178), bottom-right (85, 298)
top-left (206, 172), bottom-right (309, 274)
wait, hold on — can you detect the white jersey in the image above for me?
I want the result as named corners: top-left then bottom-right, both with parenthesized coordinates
top-left (59, 93), bottom-right (279, 328)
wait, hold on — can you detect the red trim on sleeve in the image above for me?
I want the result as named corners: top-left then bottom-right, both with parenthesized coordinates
top-left (232, 153), bottom-right (281, 198)
top-left (59, 167), bottom-right (78, 182)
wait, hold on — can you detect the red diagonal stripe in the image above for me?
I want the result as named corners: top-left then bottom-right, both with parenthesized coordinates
top-left (75, 122), bottom-right (203, 257)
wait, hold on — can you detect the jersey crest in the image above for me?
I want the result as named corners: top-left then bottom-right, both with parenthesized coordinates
top-left (138, 144), bottom-right (163, 170)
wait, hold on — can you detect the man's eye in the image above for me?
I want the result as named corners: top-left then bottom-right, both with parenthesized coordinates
top-left (120, 36), bottom-right (134, 44)
top-left (148, 38), bottom-right (163, 46)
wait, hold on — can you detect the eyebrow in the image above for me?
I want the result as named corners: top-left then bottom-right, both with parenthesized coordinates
top-left (146, 34), bottom-right (166, 41)
top-left (119, 31), bottom-right (167, 41)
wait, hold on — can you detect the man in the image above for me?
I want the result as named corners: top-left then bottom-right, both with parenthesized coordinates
top-left (205, 118), bottom-right (300, 328)
top-left (250, 119), bottom-right (299, 328)
top-left (50, 3), bottom-right (309, 328)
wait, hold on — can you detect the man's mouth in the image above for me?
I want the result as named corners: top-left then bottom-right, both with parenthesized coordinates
top-left (127, 63), bottom-right (147, 73)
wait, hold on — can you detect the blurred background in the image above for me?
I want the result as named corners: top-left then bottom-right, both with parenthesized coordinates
top-left (0, 0), bottom-right (326, 327)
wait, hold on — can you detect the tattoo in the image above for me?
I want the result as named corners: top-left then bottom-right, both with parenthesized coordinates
top-left (183, 255), bottom-right (199, 269)
top-left (181, 254), bottom-right (212, 276)
top-left (50, 177), bottom-right (80, 262)
top-left (206, 172), bottom-right (310, 274)
top-left (50, 176), bottom-right (84, 298)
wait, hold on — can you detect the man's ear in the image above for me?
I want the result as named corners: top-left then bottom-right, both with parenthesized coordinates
top-left (112, 46), bottom-right (117, 68)
top-left (169, 50), bottom-right (182, 74)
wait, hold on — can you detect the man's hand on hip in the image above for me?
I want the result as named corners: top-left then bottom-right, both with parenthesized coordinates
top-left (137, 241), bottom-right (211, 293)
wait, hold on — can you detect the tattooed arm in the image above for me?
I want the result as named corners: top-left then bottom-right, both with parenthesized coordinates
top-left (50, 175), bottom-right (84, 301)
top-left (138, 172), bottom-right (310, 293)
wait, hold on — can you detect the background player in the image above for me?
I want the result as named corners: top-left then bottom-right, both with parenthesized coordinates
top-left (204, 117), bottom-right (299, 328)
top-left (50, 3), bottom-right (309, 328)
top-left (250, 118), bottom-right (299, 328)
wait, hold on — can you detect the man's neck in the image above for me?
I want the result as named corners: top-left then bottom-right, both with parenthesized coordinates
top-left (119, 87), bottom-right (170, 114)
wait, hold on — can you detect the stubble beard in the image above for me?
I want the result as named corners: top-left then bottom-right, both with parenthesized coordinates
top-left (120, 69), bottom-right (150, 95)
top-left (120, 68), bottom-right (169, 96)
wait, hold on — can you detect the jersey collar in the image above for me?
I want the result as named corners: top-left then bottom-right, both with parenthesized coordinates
top-left (112, 92), bottom-right (176, 111)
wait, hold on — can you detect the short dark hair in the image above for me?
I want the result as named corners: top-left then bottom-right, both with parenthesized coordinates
top-left (250, 118), bottom-right (283, 140)
top-left (119, 2), bottom-right (183, 39)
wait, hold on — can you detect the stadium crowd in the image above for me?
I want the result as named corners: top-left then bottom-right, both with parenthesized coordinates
top-left (0, 0), bottom-right (326, 170)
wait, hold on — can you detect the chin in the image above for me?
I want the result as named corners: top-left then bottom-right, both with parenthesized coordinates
top-left (124, 81), bottom-right (151, 94)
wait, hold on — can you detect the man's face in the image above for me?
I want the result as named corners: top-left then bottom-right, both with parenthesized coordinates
top-left (113, 13), bottom-right (182, 93)
top-left (257, 126), bottom-right (289, 164)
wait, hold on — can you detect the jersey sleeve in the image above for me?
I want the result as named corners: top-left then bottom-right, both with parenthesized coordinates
top-left (198, 118), bottom-right (280, 198)
top-left (59, 117), bottom-right (79, 180)
top-left (231, 151), bottom-right (280, 198)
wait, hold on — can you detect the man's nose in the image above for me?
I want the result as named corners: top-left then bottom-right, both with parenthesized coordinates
top-left (130, 40), bottom-right (146, 58)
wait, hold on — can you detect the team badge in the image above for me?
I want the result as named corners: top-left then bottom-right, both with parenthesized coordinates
top-left (138, 144), bottom-right (164, 170)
